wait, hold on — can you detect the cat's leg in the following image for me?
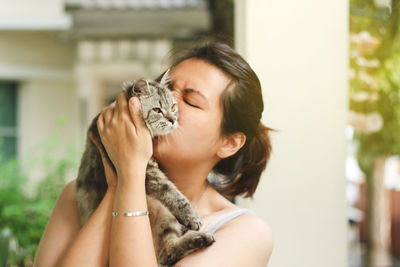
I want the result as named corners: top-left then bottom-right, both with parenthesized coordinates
top-left (75, 131), bottom-right (108, 225)
top-left (158, 231), bottom-right (215, 266)
top-left (75, 186), bottom-right (100, 225)
top-left (148, 196), bottom-right (215, 267)
top-left (146, 164), bottom-right (202, 230)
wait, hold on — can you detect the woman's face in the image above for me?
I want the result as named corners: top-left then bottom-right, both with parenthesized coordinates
top-left (153, 58), bottom-right (231, 167)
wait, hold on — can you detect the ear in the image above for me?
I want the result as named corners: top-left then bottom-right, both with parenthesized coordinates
top-left (134, 79), bottom-right (150, 95)
top-left (217, 132), bottom-right (246, 159)
top-left (159, 69), bottom-right (170, 87)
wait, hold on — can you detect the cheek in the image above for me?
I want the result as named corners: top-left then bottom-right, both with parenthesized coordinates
top-left (178, 107), bottom-right (204, 131)
top-left (154, 111), bottom-right (222, 162)
top-left (178, 111), bottom-right (221, 145)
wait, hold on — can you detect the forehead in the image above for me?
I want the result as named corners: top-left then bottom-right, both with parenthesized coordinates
top-left (170, 58), bottom-right (231, 106)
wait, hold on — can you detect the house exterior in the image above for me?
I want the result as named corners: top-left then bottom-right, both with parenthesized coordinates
top-left (0, 0), bottom-right (209, 163)
top-left (0, 1), bottom-right (349, 266)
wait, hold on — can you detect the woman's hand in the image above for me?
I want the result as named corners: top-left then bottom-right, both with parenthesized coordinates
top-left (97, 92), bottom-right (152, 180)
top-left (88, 131), bottom-right (118, 190)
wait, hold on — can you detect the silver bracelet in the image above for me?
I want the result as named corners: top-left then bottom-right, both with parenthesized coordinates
top-left (124, 211), bottom-right (149, 217)
top-left (112, 211), bottom-right (149, 217)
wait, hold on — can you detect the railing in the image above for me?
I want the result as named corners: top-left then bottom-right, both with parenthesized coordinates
top-left (77, 39), bottom-right (170, 63)
top-left (65, 0), bottom-right (205, 10)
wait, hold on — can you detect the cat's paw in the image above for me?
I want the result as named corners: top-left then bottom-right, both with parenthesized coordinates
top-left (189, 232), bottom-right (215, 249)
top-left (181, 213), bottom-right (202, 231)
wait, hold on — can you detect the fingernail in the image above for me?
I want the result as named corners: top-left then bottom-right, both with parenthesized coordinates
top-left (132, 97), bottom-right (140, 106)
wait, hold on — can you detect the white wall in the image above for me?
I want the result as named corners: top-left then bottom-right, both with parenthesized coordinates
top-left (18, 79), bottom-right (79, 160)
top-left (0, 31), bottom-right (75, 75)
top-left (0, 31), bottom-right (78, 160)
top-left (0, 0), bottom-right (71, 30)
top-left (235, 1), bottom-right (348, 266)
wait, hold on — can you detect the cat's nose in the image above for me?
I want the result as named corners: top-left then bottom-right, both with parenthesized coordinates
top-left (168, 119), bottom-right (174, 124)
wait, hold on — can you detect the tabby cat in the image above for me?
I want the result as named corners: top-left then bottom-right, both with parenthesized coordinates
top-left (75, 70), bottom-right (215, 266)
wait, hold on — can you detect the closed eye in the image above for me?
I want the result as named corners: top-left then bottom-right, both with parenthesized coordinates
top-left (184, 99), bottom-right (199, 108)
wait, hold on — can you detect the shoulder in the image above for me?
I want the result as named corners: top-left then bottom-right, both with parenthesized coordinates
top-left (56, 179), bottom-right (80, 225)
top-left (43, 178), bottom-right (80, 230)
top-left (44, 179), bottom-right (79, 219)
top-left (60, 179), bottom-right (77, 202)
top-left (176, 209), bottom-right (273, 267)
top-left (52, 179), bottom-right (79, 213)
top-left (228, 210), bottom-right (273, 242)
top-left (218, 210), bottom-right (274, 262)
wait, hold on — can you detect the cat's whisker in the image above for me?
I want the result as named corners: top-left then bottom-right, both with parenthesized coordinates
top-left (158, 136), bottom-right (166, 159)
top-left (165, 134), bottom-right (171, 148)
top-left (175, 127), bottom-right (184, 140)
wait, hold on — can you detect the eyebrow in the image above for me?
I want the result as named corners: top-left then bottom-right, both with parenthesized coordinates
top-left (183, 88), bottom-right (207, 101)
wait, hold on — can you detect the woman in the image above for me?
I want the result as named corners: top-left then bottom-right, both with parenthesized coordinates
top-left (34, 42), bottom-right (274, 266)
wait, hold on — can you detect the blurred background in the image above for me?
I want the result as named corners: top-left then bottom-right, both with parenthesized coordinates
top-left (0, 0), bottom-right (399, 267)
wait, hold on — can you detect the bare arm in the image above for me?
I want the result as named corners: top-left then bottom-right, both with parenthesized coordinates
top-left (55, 132), bottom-right (119, 266)
top-left (98, 93), bottom-right (158, 266)
top-left (58, 188), bottom-right (115, 267)
top-left (33, 179), bottom-right (116, 267)
top-left (109, 171), bottom-right (158, 267)
top-left (33, 180), bottom-right (81, 267)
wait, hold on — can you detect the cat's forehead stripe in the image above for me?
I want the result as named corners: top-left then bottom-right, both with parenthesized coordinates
top-left (159, 87), bottom-right (172, 104)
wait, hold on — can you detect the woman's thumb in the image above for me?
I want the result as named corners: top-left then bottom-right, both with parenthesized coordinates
top-left (129, 97), bottom-right (146, 128)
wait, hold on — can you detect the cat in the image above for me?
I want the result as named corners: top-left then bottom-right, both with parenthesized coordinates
top-left (75, 70), bottom-right (215, 266)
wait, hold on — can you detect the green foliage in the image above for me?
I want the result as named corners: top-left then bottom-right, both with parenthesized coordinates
top-left (354, 65), bottom-right (400, 162)
top-left (0, 135), bottom-right (80, 266)
top-left (350, 0), bottom-right (400, 178)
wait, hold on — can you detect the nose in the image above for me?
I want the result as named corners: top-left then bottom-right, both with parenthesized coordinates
top-left (168, 119), bottom-right (174, 124)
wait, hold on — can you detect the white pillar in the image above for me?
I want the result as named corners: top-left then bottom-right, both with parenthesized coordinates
top-left (235, 1), bottom-right (348, 266)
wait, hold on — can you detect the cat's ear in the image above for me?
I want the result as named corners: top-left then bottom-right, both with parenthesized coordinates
top-left (123, 81), bottom-right (135, 98)
top-left (133, 79), bottom-right (150, 95)
top-left (159, 69), bottom-right (170, 87)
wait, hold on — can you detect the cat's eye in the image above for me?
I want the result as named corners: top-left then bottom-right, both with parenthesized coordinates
top-left (153, 108), bottom-right (162, 113)
top-left (171, 104), bottom-right (177, 112)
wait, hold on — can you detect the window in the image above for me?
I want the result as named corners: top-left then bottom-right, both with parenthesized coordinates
top-left (0, 81), bottom-right (18, 158)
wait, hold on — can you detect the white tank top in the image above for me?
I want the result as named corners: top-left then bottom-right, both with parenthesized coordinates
top-left (203, 208), bottom-right (253, 234)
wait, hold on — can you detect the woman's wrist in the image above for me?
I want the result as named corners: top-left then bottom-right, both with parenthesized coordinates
top-left (116, 164), bottom-right (147, 187)
top-left (113, 171), bottom-right (148, 213)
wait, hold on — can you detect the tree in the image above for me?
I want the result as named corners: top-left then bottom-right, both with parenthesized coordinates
top-left (350, 0), bottom-right (400, 265)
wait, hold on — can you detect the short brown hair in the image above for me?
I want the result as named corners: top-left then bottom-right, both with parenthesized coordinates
top-left (171, 42), bottom-right (273, 198)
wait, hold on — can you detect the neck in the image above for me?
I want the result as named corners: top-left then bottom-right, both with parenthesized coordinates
top-left (159, 160), bottom-right (213, 206)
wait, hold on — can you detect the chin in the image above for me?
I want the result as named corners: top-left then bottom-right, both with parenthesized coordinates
top-left (153, 136), bottom-right (183, 164)
top-left (152, 136), bottom-right (169, 161)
